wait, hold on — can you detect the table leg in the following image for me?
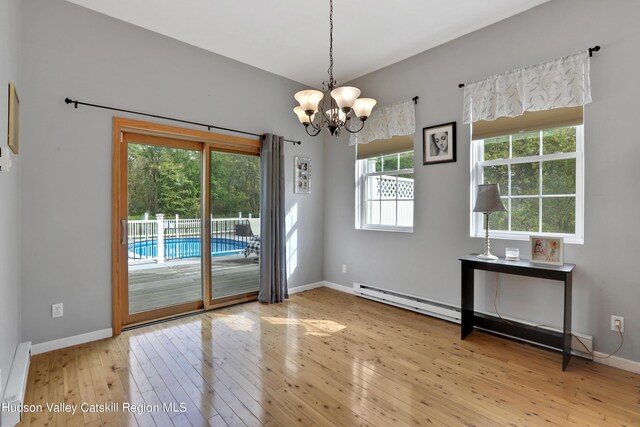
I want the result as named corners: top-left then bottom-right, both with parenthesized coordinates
top-left (461, 263), bottom-right (474, 339)
top-left (562, 272), bottom-right (573, 370)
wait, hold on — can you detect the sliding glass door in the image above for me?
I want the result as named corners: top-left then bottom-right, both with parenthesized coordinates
top-left (124, 138), bottom-right (204, 325)
top-left (208, 150), bottom-right (261, 306)
top-left (114, 118), bottom-right (263, 331)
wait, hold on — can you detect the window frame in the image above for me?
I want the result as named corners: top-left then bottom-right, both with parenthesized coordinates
top-left (470, 125), bottom-right (584, 244)
top-left (355, 150), bottom-right (414, 233)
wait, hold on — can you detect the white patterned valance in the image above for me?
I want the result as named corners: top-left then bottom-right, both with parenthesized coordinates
top-left (463, 51), bottom-right (592, 124)
top-left (350, 100), bottom-right (415, 145)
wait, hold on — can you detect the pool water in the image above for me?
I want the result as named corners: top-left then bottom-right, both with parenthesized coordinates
top-left (130, 237), bottom-right (247, 259)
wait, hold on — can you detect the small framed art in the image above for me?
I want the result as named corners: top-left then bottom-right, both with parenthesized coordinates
top-left (8, 83), bottom-right (20, 155)
top-left (294, 156), bottom-right (311, 194)
top-left (530, 236), bottom-right (563, 265)
top-left (423, 121), bottom-right (455, 165)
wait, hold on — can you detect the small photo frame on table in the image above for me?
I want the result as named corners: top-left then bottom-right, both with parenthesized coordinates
top-left (8, 82), bottom-right (20, 155)
top-left (423, 121), bottom-right (456, 165)
top-left (530, 236), bottom-right (564, 265)
top-left (294, 156), bottom-right (311, 194)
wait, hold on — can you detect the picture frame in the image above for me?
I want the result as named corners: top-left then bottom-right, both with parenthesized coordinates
top-left (294, 156), bottom-right (311, 194)
top-left (530, 236), bottom-right (564, 265)
top-left (423, 121), bottom-right (456, 165)
top-left (8, 83), bottom-right (19, 155)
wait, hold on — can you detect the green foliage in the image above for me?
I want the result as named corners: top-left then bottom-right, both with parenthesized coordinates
top-left (210, 151), bottom-right (260, 217)
top-left (484, 136), bottom-right (509, 160)
top-left (373, 151), bottom-right (414, 172)
top-left (482, 126), bottom-right (577, 234)
top-left (512, 131), bottom-right (540, 157)
top-left (127, 145), bottom-right (260, 220)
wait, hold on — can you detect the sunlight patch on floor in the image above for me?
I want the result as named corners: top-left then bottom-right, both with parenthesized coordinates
top-left (262, 316), bottom-right (346, 336)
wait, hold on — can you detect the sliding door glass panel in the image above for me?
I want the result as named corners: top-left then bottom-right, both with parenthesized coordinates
top-left (127, 144), bottom-right (202, 314)
top-left (210, 151), bottom-right (260, 300)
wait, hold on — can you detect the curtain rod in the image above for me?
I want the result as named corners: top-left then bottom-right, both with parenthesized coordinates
top-left (457, 45), bottom-right (600, 88)
top-left (63, 97), bottom-right (302, 145)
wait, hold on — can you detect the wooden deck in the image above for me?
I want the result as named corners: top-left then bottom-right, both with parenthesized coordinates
top-left (128, 255), bottom-right (259, 314)
top-left (20, 287), bottom-right (640, 426)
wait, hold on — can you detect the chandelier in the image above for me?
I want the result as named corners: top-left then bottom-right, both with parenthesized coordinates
top-left (293, 0), bottom-right (376, 137)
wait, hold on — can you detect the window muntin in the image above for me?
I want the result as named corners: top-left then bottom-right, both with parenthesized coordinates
top-left (357, 150), bottom-right (414, 231)
top-left (471, 125), bottom-right (583, 243)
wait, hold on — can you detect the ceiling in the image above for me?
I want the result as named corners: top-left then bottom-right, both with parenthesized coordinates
top-left (65, 0), bottom-right (549, 87)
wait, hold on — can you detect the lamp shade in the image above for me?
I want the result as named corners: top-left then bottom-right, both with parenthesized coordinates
top-left (293, 106), bottom-right (315, 124)
top-left (325, 108), bottom-right (346, 124)
top-left (353, 98), bottom-right (377, 119)
top-left (473, 184), bottom-right (506, 213)
top-left (330, 86), bottom-right (361, 110)
top-left (294, 90), bottom-right (324, 114)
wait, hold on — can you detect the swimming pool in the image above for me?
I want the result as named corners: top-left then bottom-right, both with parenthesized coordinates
top-left (130, 237), bottom-right (247, 260)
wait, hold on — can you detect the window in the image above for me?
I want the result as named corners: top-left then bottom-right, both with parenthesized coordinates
top-left (471, 124), bottom-right (584, 243)
top-left (356, 136), bottom-right (414, 232)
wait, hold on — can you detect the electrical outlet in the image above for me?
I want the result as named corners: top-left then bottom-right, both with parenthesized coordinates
top-left (342, 264), bottom-right (347, 273)
top-left (610, 315), bottom-right (624, 332)
top-left (52, 303), bottom-right (64, 318)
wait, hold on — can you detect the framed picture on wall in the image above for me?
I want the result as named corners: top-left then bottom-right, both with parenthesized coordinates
top-left (423, 121), bottom-right (456, 165)
top-left (8, 83), bottom-right (20, 155)
top-left (530, 236), bottom-right (564, 265)
top-left (294, 156), bottom-right (311, 194)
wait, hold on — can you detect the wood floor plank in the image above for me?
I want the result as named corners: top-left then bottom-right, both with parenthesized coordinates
top-left (19, 287), bottom-right (640, 426)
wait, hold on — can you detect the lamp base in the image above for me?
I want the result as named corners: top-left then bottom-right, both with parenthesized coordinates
top-left (477, 252), bottom-right (498, 260)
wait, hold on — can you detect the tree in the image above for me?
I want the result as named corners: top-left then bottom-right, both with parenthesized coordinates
top-left (127, 144), bottom-right (260, 220)
top-left (483, 127), bottom-right (577, 234)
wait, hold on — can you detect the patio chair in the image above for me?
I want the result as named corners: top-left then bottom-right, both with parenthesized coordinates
top-left (235, 222), bottom-right (254, 237)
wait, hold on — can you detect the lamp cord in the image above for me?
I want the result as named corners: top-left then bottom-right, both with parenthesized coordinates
top-left (493, 273), bottom-right (623, 359)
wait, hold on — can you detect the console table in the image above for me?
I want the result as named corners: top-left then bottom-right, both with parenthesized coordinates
top-left (459, 255), bottom-right (575, 371)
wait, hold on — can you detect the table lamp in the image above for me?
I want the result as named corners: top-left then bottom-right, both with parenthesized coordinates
top-left (473, 183), bottom-right (506, 260)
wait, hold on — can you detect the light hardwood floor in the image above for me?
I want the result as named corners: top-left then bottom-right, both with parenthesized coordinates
top-left (20, 288), bottom-right (640, 426)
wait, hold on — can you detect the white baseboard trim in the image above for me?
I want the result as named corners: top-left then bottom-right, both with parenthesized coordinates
top-left (322, 281), bottom-right (355, 294)
top-left (31, 328), bottom-right (113, 355)
top-left (289, 281), bottom-right (325, 295)
top-left (593, 351), bottom-right (640, 374)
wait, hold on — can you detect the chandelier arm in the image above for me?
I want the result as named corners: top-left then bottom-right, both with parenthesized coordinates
top-left (307, 119), bottom-right (322, 132)
top-left (305, 125), bottom-right (322, 137)
top-left (343, 117), bottom-right (366, 134)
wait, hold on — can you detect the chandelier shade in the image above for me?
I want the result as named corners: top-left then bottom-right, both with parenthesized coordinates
top-left (292, 0), bottom-right (376, 137)
top-left (330, 86), bottom-right (361, 111)
top-left (352, 98), bottom-right (377, 120)
top-left (293, 106), bottom-right (315, 125)
top-left (294, 90), bottom-right (324, 115)
top-left (325, 108), bottom-right (347, 124)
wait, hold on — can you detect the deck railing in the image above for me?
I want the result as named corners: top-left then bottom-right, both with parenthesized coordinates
top-left (127, 215), bottom-right (257, 262)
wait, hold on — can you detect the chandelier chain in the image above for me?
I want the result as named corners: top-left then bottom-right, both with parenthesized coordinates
top-left (327, 0), bottom-right (334, 87)
top-left (293, 0), bottom-right (375, 137)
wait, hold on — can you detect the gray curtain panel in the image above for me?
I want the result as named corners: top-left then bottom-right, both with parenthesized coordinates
top-left (258, 134), bottom-right (288, 303)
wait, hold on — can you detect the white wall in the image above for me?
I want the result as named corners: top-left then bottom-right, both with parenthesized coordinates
top-left (324, 0), bottom-right (640, 362)
top-left (0, 0), bottom-right (23, 395)
top-left (20, 0), bottom-right (324, 345)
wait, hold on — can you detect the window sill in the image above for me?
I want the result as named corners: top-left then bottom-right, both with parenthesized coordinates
top-left (472, 231), bottom-right (583, 245)
top-left (358, 225), bottom-right (414, 233)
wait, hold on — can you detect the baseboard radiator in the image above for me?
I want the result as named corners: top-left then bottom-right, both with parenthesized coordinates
top-left (353, 282), bottom-right (461, 323)
top-left (353, 283), bottom-right (594, 358)
top-left (1, 342), bottom-right (32, 427)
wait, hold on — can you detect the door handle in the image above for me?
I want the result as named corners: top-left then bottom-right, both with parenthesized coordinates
top-left (121, 219), bottom-right (128, 245)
